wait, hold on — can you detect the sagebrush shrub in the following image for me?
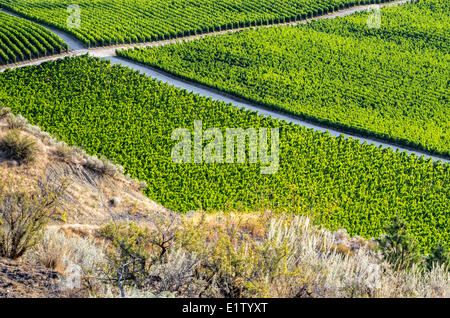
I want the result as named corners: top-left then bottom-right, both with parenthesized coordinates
top-left (6, 114), bottom-right (28, 130)
top-left (84, 155), bottom-right (124, 177)
top-left (0, 106), bottom-right (11, 120)
top-left (26, 226), bottom-right (106, 296)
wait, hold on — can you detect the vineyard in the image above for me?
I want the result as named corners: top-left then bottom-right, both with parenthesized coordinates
top-left (118, 0), bottom-right (450, 157)
top-left (0, 0), bottom-right (392, 47)
top-left (0, 56), bottom-right (448, 253)
top-left (310, 0), bottom-right (449, 52)
top-left (0, 11), bottom-right (67, 65)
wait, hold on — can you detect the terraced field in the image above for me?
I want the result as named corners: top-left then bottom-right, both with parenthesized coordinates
top-left (118, 0), bottom-right (450, 157)
top-left (0, 11), bottom-right (67, 65)
top-left (0, 0), bottom-right (391, 47)
top-left (0, 56), bottom-right (448, 253)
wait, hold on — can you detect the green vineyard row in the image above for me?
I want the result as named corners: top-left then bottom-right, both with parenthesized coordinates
top-left (1, 0), bottom-right (393, 47)
top-left (0, 11), bottom-right (67, 65)
top-left (117, 0), bottom-right (450, 157)
top-left (0, 56), bottom-right (448, 253)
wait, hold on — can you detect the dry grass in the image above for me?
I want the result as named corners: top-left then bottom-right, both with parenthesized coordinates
top-left (95, 212), bottom-right (449, 298)
top-left (7, 196), bottom-right (447, 298)
top-left (189, 213), bottom-right (449, 298)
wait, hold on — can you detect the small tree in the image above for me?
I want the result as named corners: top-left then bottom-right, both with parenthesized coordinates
top-left (100, 211), bottom-right (180, 297)
top-left (377, 216), bottom-right (422, 270)
top-left (426, 241), bottom-right (449, 270)
top-left (0, 174), bottom-right (69, 259)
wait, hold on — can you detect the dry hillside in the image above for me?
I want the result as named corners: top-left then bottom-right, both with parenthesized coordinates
top-left (0, 109), bottom-right (171, 297)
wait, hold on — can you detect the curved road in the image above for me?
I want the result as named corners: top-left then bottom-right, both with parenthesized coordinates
top-left (1, 0), bottom-right (447, 163)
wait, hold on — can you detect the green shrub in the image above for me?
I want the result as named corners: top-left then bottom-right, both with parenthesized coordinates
top-left (177, 214), bottom-right (302, 297)
top-left (0, 175), bottom-right (69, 259)
top-left (100, 222), bottom-right (154, 294)
top-left (99, 212), bottom-right (180, 297)
top-left (0, 130), bottom-right (38, 164)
